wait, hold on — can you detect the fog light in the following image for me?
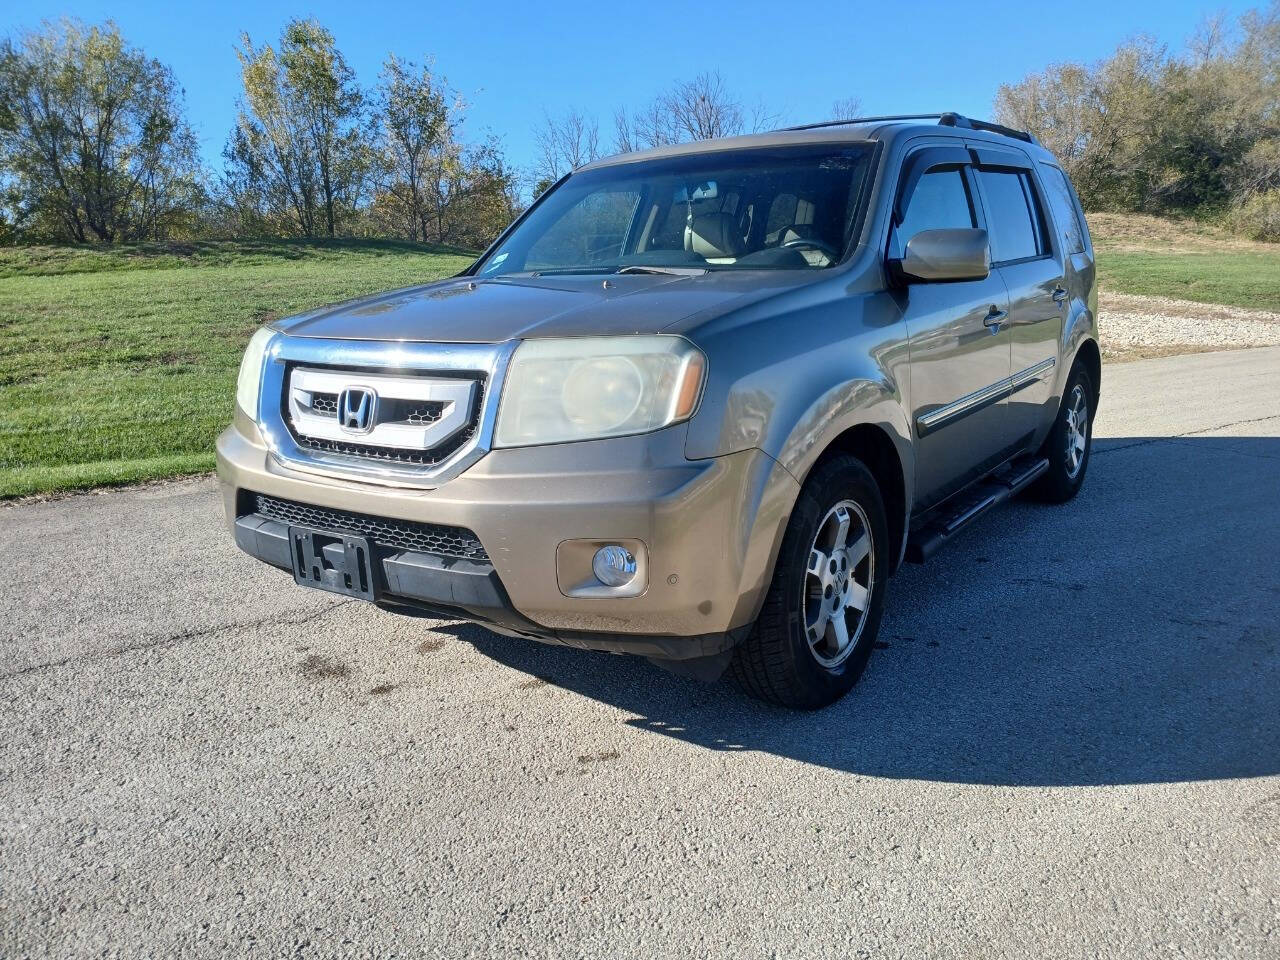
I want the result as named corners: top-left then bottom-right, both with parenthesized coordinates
top-left (592, 545), bottom-right (637, 587)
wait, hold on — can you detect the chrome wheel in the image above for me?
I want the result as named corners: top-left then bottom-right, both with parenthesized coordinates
top-left (804, 500), bottom-right (875, 668)
top-left (1064, 383), bottom-right (1089, 479)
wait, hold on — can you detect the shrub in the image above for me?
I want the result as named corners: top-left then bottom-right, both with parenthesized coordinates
top-left (1229, 190), bottom-right (1280, 241)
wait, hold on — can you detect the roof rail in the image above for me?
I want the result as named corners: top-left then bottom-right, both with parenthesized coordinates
top-left (938, 112), bottom-right (1039, 145)
top-left (782, 114), bottom-right (944, 132)
top-left (782, 112), bottom-right (1039, 146)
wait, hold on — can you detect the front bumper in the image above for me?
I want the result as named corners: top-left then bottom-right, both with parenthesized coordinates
top-left (216, 410), bottom-right (799, 659)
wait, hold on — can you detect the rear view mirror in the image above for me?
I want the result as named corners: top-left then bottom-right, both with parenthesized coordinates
top-left (675, 181), bottom-right (719, 203)
top-left (891, 228), bottom-right (990, 284)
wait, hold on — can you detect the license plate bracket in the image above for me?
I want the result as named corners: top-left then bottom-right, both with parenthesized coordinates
top-left (289, 527), bottom-right (376, 600)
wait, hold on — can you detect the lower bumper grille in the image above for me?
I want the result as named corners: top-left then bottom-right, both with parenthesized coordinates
top-left (248, 493), bottom-right (489, 563)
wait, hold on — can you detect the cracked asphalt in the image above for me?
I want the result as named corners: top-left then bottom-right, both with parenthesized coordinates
top-left (2, 347), bottom-right (1278, 959)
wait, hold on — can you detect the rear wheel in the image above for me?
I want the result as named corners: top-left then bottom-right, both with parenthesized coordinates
top-left (729, 455), bottom-right (888, 709)
top-left (1029, 362), bottom-right (1094, 503)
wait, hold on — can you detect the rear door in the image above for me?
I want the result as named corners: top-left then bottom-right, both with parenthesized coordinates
top-left (894, 147), bottom-right (1014, 508)
top-left (970, 148), bottom-right (1065, 450)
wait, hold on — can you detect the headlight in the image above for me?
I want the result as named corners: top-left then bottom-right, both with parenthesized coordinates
top-left (235, 327), bottom-right (275, 419)
top-left (494, 336), bottom-right (706, 447)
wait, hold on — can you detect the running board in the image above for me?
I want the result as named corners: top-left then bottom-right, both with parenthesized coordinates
top-left (904, 457), bottom-right (1049, 563)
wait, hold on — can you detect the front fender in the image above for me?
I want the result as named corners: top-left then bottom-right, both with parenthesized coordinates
top-left (684, 290), bottom-right (914, 503)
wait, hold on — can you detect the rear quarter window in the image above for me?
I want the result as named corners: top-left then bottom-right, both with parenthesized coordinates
top-left (1039, 164), bottom-right (1088, 255)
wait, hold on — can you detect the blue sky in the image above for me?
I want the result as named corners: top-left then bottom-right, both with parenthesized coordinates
top-left (7, 0), bottom-right (1257, 179)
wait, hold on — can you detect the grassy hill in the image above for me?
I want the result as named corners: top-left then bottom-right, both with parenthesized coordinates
top-left (1091, 212), bottom-right (1280, 311)
top-left (0, 240), bottom-right (473, 499)
top-left (1, 221), bottom-right (1276, 499)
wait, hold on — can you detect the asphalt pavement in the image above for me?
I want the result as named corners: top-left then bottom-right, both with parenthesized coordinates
top-left (2, 346), bottom-right (1278, 958)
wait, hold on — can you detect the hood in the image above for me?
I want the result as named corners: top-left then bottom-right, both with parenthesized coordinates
top-left (274, 271), bottom-right (814, 342)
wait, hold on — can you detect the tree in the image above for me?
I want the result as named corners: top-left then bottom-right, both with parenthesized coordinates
top-left (665, 72), bottom-right (744, 140)
top-left (613, 100), bottom-right (680, 154)
top-left (225, 19), bottom-right (371, 237)
top-left (367, 54), bottom-right (519, 245)
top-left (613, 71), bottom-right (757, 151)
top-left (830, 96), bottom-right (864, 121)
top-left (0, 19), bottom-right (202, 242)
top-left (995, 2), bottom-right (1280, 222)
top-left (532, 108), bottom-right (600, 193)
top-left (419, 134), bottom-right (519, 248)
top-left (375, 55), bottom-right (452, 241)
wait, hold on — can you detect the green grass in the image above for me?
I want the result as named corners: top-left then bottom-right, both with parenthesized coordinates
top-left (0, 239), bottom-right (474, 499)
top-left (1097, 250), bottom-right (1280, 311)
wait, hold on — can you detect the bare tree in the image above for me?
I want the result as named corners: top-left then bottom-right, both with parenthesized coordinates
top-left (748, 98), bottom-right (783, 132)
top-left (1189, 12), bottom-right (1231, 64)
top-left (664, 72), bottom-right (744, 140)
top-left (614, 71), bottom-right (758, 153)
top-left (532, 108), bottom-right (600, 190)
top-left (613, 100), bottom-right (679, 153)
top-left (830, 96), bottom-right (864, 121)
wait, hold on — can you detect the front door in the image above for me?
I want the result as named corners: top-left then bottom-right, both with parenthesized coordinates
top-left (894, 156), bottom-right (1013, 508)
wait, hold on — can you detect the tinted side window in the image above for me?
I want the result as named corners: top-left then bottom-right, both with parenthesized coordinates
top-left (1039, 165), bottom-right (1086, 255)
top-left (977, 170), bottom-right (1046, 263)
top-left (897, 169), bottom-right (975, 245)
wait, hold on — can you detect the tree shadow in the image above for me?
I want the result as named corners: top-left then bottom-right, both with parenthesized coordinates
top-left (452, 434), bottom-right (1280, 787)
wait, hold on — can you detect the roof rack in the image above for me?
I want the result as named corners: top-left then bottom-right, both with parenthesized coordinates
top-left (782, 113), bottom-right (944, 132)
top-left (783, 112), bottom-right (1039, 145)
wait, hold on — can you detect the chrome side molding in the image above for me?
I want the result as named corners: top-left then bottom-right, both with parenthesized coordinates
top-left (916, 356), bottom-right (1056, 437)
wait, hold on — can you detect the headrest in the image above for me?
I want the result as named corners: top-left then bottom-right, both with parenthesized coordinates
top-left (684, 212), bottom-right (745, 258)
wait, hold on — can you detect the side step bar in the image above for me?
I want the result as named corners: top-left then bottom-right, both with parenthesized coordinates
top-left (904, 457), bottom-right (1049, 563)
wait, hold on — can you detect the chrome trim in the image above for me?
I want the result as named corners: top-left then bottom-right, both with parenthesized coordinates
top-left (1010, 356), bottom-right (1056, 392)
top-left (256, 335), bottom-right (518, 488)
top-left (287, 367), bottom-right (476, 450)
top-left (916, 378), bottom-right (1011, 437)
top-left (916, 356), bottom-right (1057, 437)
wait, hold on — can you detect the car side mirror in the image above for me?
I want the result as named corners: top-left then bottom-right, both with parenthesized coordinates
top-left (890, 228), bottom-right (990, 284)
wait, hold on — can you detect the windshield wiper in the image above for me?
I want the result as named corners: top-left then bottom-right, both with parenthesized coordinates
top-left (511, 267), bottom-right (619, 277)
top-left (615, 265), bottom-right (708, 276)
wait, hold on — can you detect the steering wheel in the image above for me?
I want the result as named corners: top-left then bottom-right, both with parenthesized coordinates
top-left (781, 237), bottom-right (840, 260)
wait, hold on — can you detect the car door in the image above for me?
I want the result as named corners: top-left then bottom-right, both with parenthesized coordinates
top-left (894, 148), bottom-right (1014, 508)
top-left (970, 148), bottom-right (1065, 451)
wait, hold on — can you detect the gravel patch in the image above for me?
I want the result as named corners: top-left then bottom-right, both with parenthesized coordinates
top-left (1100, 292), bottom-right (1280, 360)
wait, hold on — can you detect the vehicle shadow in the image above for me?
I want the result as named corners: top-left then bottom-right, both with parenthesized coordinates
top-left (453, 435), bottom-right (1280, 787)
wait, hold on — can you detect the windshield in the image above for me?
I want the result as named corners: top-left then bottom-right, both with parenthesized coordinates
top-left (477, 144), bottom-right (875, 276)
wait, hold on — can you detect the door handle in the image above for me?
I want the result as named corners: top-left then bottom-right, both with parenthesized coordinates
top-left (983, 307), bottom-right (1007, 332)
top-left (1052, 286), bottom-right (1068, 305)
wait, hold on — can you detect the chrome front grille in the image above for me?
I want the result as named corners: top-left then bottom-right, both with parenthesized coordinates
top-left (257, 337), bottom-right (516, 487)
top-left (285, 367), bottom-right (485, 467)
top-left (287, 366), bottom-right (480, 450)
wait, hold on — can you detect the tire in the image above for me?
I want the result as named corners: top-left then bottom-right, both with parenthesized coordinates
top-left (729, 454), bottom-right (889, 709)
top-left (1028, 362), bottom-right (1094, 504)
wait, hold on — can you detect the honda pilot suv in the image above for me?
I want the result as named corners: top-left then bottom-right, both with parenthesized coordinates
top-left (218, 113), bottom-right (1099, 708)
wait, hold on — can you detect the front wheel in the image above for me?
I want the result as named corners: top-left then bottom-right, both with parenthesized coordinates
top-left (729, 455), bottom-right (889, 709)
top-left (1028, 362), bottom-right (1094, 503)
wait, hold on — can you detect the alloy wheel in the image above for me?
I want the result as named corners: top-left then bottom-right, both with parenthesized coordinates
top-left (1064, 383), bottom-right (1089, 479)
top-left (804, 500), bottom-right (875, 668)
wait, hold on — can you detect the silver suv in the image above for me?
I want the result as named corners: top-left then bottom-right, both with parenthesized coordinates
top-left (218, 112), bottom-right (1099, 708)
